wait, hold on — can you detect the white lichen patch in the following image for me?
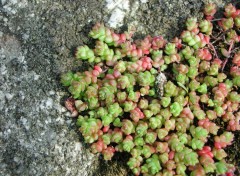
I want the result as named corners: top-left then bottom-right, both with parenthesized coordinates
top-left (108, 8), bottom-right (126, 28)
top-left (40, 97), bottom-right (54, 110)
top-left (5, 92), bottom-right (14, 101)
top-left (105, 0), bottom-right (129, 11)
top-left (20, 117), bottom-right (30, 130)
top-left (0, 91), bottom-right (6, 111)
top-left (2, 0), bottom-right (28, 14)
top-left (105, 0), bottom-right (149, 29)
top-left (130, 1), bottom-right (139, 16)
top-left (140, 0), bottom-right (148, 3)
top-left (33, 72), bottom-right (40, 80)
top-left (105, 0), bottom-right (130, 28)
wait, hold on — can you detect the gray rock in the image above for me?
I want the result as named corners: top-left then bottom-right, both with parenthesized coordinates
top-left (0, 0), bottom-right (234, 176)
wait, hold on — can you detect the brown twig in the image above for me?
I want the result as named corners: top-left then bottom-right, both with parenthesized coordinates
top-left (208, 42), bottom-right (219, 59)
top-left (231, 47), bottom-right (240, 54)
top-left (210, 18), bottom-right (222, 22)
top-left (222, 40), bottom-right (234, 72)
top-left (211, 37), bottom-right (222, 44)
top-left (212, 30), bottom-right (229, 44)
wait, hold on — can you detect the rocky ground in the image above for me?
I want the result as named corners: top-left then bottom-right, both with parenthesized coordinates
top-left (0, 0), bottom-right (236, 176)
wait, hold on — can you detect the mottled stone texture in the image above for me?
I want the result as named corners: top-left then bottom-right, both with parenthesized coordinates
top-left (0, 0), bottom-right (235, 176)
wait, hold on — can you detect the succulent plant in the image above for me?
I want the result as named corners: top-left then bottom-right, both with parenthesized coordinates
top-left (62, 3), bottom-right (240, 176)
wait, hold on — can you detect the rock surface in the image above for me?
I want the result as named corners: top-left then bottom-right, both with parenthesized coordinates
top-left (0, 0), bottom-right (234, 176)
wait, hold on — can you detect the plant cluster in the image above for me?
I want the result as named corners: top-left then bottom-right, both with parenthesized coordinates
top-left (61, 3), bottom-right (240, 176)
